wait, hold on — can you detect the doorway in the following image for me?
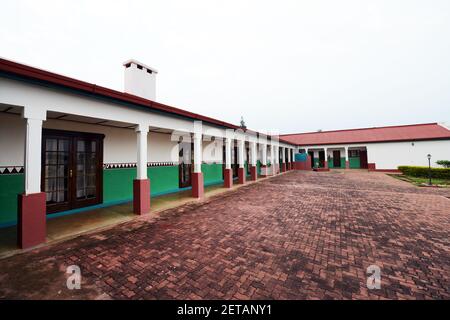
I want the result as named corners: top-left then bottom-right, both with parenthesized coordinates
top-left (308, 151), bottom-right (314, 168)
top-left (318, 150), bottom-right (325, 168)
top-left (360, 150), bottom-right (368, 169)
top-left (42, 129), bottom-right (104, 214)
top-left (333, 150), bottom-right (341, 168)
top-left (179, 141), bottom-right (193, 188)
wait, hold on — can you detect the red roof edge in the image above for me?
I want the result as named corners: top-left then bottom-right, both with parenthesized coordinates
top-left (280, 122), bottom-right (440, 137)
top-left (0, 58), bottom-right (296, 145)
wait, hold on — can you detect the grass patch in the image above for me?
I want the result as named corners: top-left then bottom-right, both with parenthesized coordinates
top-left (389, 174), bottom-right (450, 187)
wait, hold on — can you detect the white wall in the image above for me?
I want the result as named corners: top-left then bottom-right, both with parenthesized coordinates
top-left (0, 113), bottom-right (180, 166)
top-left (0, 113), bottom-right (25, 166)
top-left (367, 140), bottom-right (450, 169)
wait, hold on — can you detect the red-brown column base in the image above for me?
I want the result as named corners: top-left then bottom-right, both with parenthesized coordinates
top-left (345, 161), bottom-right (350, 169)
top-left (133, 179), bottom-right (150, 215)
top-left (324, 161), bottom-right (329, 169)
top-left (238, 167), bottom-right (246, 184)
top-left (368, 163), bottom-right (376, 171)
top-left (250, 165), bottom-right (257, 181)
top-left (281, 163), bottom-right (287, 172)
top-left (18, 192), bottom-right (46, 249)
top-left (192, 172), bottom-right (204, 198)
top-left (224, 168), bottom-right (233, 188)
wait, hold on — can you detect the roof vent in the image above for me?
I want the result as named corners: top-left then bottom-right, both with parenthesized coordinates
top-left (123, 59), bottom-right (158, 101)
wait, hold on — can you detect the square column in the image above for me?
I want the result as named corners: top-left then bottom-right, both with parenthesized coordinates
top-left (19, 107), bottom-right (47, 249)
top-left (286, 148), bottom-right (291, 170)
top-left (344, 147), bottom-right (350, 169)
top-left (270, 144), bottom-right (276, 175)
top-left (224, 137), bottom-right (233, 188)
top-left (250, 141), bottom-right (257, 181)
top-left (281, 147), bottom-right (286, 172)
top-left (133, 125), bottom-right (150, 215)
top-left (192, 132), bottom-right (204, 198)
top-left (237, 139), bottom-right (246, 184)
top-left (324, 148), bottom-right (329, 169)
top-left (291, 148), bottom-right (295, 170)
top-left (260, 143), bottom-right (268, 177)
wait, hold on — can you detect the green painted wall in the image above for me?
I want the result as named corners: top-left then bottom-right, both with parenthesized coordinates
top-left (103, 166), bottom-right (180, 203)
top-left (103, 168), bottom-right (135, 203)
top-left (148, 166), bottom-right (179, 194)
top-left (257, 160), bottom-right (261, 175)
top-left (0, 174), bottom-right (24, 225)
top-left (202, 163), bottom-right (223, 185)
top-left (349, 157), bottom-right (361, 169)
top-left (328, 157), bottom-right (346, 169)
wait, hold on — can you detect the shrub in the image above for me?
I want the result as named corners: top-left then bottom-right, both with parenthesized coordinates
top-left (436, 160), bottom-right (450, 168)
top-left (397, 166), bottom-right (450, 180)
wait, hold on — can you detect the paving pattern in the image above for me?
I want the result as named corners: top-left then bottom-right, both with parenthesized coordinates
top-left (0, 170), bottom-right (449, 300)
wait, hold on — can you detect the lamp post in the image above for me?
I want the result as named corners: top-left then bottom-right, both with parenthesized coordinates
top-left (427, 154), bottom-right (432, 186)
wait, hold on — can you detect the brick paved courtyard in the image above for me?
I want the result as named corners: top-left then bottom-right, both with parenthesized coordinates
top-left (0, 170), bottom-right (449, 300)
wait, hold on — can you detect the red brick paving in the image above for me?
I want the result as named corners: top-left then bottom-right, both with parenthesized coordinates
top-left (0, 171), bottom-right (449, 300)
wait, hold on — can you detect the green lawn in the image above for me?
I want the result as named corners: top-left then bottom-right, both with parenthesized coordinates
top-left (389, 174), bottom-right (450, 187)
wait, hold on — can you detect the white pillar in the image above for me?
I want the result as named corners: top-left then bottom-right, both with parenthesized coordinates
top-left (136, 124), bottom-right (149, 180)
top-left (250, 141), bottom-right (257, 166)
top-left (261, 143), bottom-right (267, 165)
top-left (23, 107), bottom-right (46, 194)
top-left (193, 132), bottom-right (202, 173)
top-left (225, 137), bottom-right (232, 169)
top-left (270, 144), bottom-right (275, 166)
top-left (281, 147), bottom-right (285, 163)
top-left (238, 139), bottom-right (245, 168)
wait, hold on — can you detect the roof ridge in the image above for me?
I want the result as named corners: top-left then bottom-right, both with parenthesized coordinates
top-left (280, 122), bottom-right (440, 136)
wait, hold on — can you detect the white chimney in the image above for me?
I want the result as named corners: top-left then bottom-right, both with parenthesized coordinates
top-left (123, 59), bottom-right (158, 101)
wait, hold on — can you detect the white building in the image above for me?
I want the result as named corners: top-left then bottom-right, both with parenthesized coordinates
top-left (281, 124), bottom-right (450, 171)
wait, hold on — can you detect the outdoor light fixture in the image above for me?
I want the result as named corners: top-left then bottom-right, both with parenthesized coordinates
top-left (427, 154), bottom-right (432, 186)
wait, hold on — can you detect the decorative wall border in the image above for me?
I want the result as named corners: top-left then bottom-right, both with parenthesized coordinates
top-left (103, 162), bottom-right (178, 169)
top-left (0, 166), bottom-right (24, 175)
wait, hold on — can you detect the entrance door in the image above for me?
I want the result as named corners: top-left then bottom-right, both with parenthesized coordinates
top-left (308, 151), bottom-right (314, 168)
top-left (360, 150), bottom-right (368, 169)
top-left (318, 150), bottom-right (325, 168)
top-left (179, 142), bottom-right (193, 188)
top-left (246, 147), bottom-right (250, 175)
top-left (232, 146), bottom-right (238, 177)
top-left (333, 150), bottom-right (341, 168)
top-left (42, 129), bottom-right (103, 214)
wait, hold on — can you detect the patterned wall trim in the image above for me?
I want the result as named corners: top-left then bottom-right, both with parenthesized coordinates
top-left (103, 162), bottom-right (178, 169)
top-left (0, 166), bottom-right (24, 175)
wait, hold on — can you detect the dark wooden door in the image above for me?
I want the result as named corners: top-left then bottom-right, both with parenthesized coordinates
top-left (319, 150), bottom-right (325, 168)
top-left (232, 146), bottom-right (238, 177)
top-left (246, 147), bottom-right (250, 175)
top-left (179, 142), bottom-right (193, 188)
top-left (308, 151), bottom-right (314, 168)
top-left (42, 129), bottom-right (103, 214)
top-left (333, 150), bottom-right (341, 167)
top-left (360, 150), bottom-right (368, 169)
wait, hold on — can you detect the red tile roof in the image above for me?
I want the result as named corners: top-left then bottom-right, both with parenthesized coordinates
top-left (280, 123), bottom-right (450, 146)
top-left (0, 58), bottom-right (294, 145)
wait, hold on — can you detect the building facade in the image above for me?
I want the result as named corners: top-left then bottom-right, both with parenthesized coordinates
top-left (281, 124), bottom-right (450, 171)
top-left (0, 58), bottom-right (296, 249)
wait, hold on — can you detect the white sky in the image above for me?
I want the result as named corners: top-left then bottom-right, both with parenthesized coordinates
top-left (1, 0), bottom-right (449, 133)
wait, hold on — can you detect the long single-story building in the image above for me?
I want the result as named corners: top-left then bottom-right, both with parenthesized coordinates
top-left (281, 124), bottom-right (450, 171)
top-left (0, 58), bottom-right (297, 249)
top-left (1, 57), bottom-right (450, 251)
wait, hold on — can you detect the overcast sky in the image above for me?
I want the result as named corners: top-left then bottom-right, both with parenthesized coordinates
top-left (1, 0), bottom-right (449, 133)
